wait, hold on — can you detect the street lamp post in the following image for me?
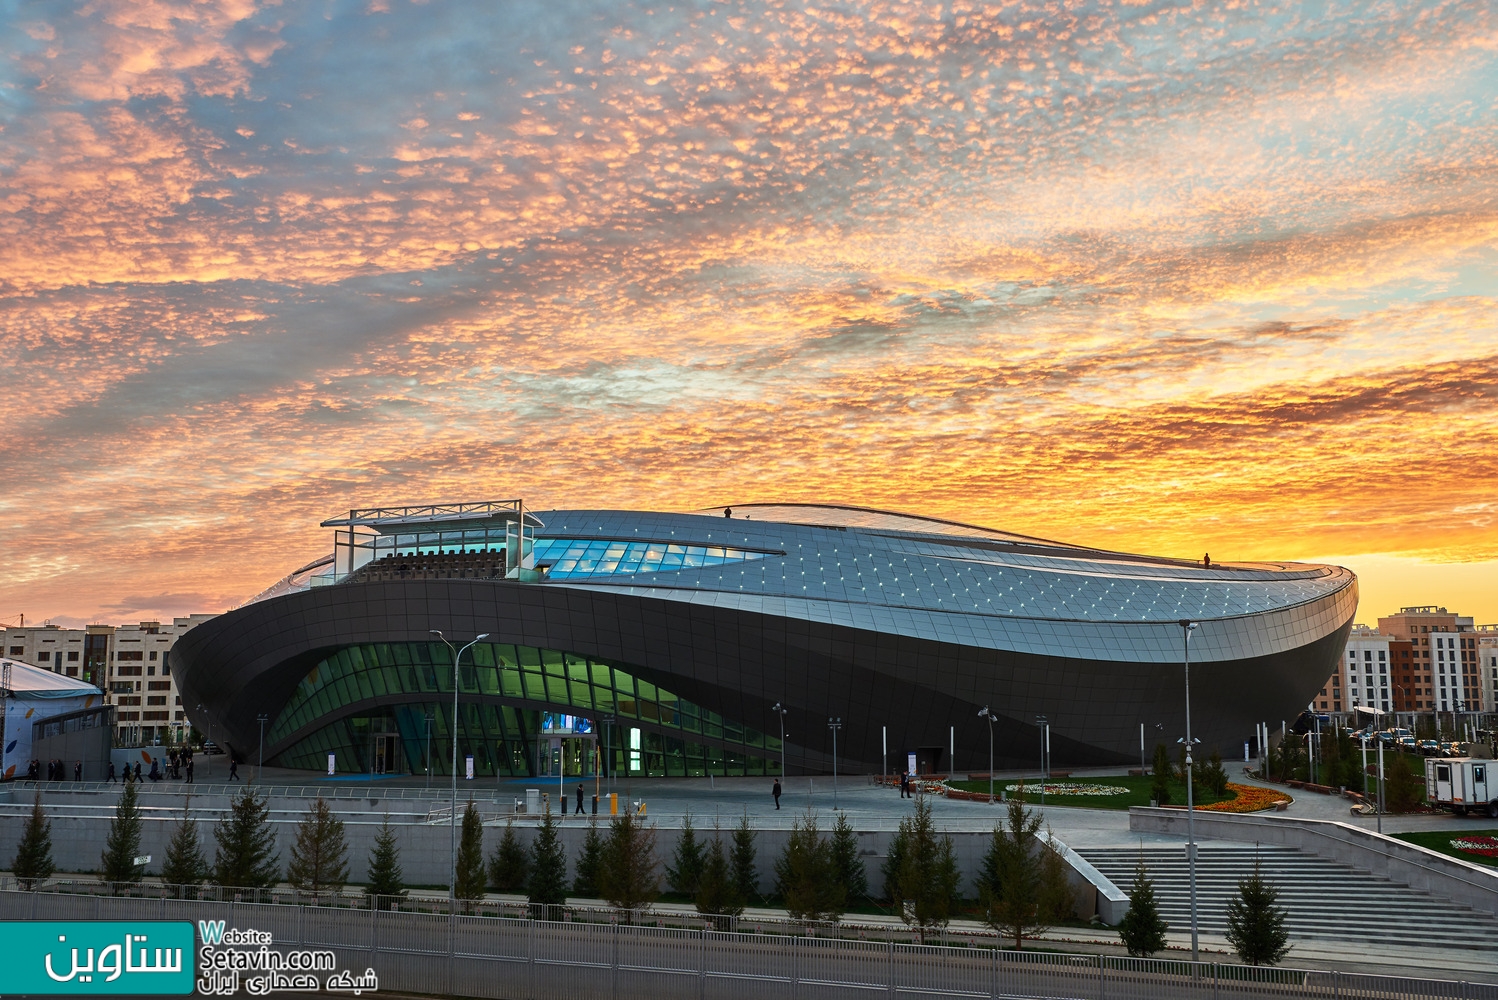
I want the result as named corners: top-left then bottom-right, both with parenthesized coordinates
top-left (828, 717), bottom-right (843, 808)
top-left (978, 707), bottom-right (996, 803)
top-left (256, 714), bottom-right (268, 784)
top-left (1179, 618), bottom-right (1200, 964)
top-left (1034, 714), bottom-right (1048, 809)
top-left (425, 711), bottom-right (434, 789)
top-left (431, 629), bottom-right (490, 913)
top-left (772, 703), bottom-right (788, 779)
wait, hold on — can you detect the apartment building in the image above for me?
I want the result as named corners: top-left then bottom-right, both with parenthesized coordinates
top-left (1376, 606), bottom-right (1482, 714)
top-left (1479, 626), bottom-right (1498, 725)
top-left (1, 615), bottom-right (215, 745)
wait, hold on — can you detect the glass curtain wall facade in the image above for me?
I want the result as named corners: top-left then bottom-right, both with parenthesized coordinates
top-left (266, 641), bottom-right (782, 778)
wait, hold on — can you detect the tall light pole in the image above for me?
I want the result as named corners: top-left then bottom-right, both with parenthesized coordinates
top-left (431, 629), bottom-right (490, 912)
top-left (1034, 714), bottom-right (1048, 809)
top-left (1179, 618), bottom-right (1200, 964)
top-left (425, 711), bottom-right (434, 790)
top-left (978, 707), bottom-right (996, 803)
top-left (772, 702), bottom-right (788, 779)
top-left (256, 714), bottom-right (268, 784)
top-left (827, 717), bottom-right (842, 808)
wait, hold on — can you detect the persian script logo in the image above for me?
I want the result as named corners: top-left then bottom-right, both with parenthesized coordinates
top-left (0, 921), bottom-right (195, 994)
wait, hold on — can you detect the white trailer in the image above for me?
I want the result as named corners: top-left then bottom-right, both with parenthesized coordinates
top-left (1425, 757), bottom-right (1497, 817)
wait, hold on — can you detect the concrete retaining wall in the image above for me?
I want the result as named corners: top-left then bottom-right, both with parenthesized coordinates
top-left (0, 789), bottom-right (1103, 919)
top-left (1128, 807), bottom-right (1498, 918)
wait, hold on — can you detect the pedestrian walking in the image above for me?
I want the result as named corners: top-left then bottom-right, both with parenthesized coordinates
top-left (133, 761), bottom-right (142, 782)
top-left (899, 770), bottom-right (910, 799)
top-left (74, 760), bottom-right (82, 782)
top-left (772, 777), bottom-right (782, 809)
top-left (576, 782), bottom-right (585, 815)
top-left (229, 758), bottom-right (239, 781)
top-left (106, 761), bottom-right (117, 783)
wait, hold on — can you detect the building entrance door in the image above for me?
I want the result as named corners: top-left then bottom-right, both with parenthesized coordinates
top-left (371, 735), bottom-right (396, 775)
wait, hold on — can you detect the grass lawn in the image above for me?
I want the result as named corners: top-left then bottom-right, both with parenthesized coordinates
top-left (946, 775), bottom-right (1235, 810)
top-left (1390, 829), bottom-right (1498, 868)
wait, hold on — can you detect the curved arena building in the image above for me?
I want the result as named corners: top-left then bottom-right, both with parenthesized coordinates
top-left (172, 502), bottom-right (1356, 778)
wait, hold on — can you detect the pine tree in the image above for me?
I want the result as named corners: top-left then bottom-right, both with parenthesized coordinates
top-left (730, 812), bottom-right (758, 904)
top-left (528, 805), bottom-right (569, 907)
top-left (160, 803), bottom-right (209, 896)
top-left (1386, 756), bottom-right (1423, 813)
top-left (694, 835), bottom-right (743, 925)
top-left (1151, 744), bottom-right (1173, 805)
top-left (1225, 855), bottom-right (1290, 966)
top-left (12, 793), bottom-right (55, 890)
top-left (829, 810), bottom-right (867, 907)
top-left (880, 822), bottom-right (907, 904)
top-left (454, 799), bottom-right (487, 902)
top-left (666, 810), bottom-right (705, 897)
top-left (598, 812), bottom-right (659, 915)
top-left (287, 797), bottom-right (350, 897)
top-left (213, 787), bottom-right (280, 890)
top-left (100, 780), bottom-right (144, 891)
top-left (891, 799), bottom-right (960, 941)
top-left (978, 797), bottom-right (1071, 948)
top-left (364, 815), bottom-right (406, 908)
top-left (774, 809), bottom-right (843, 921)
top-left (1116, 857), bottom-right (1168, 957)
top-left (1201, 750), bottom-right (1230, 799)
top-left (488, 817), bottom-right (530, 893)
top-left (573, 823), bottom-right (604, 897)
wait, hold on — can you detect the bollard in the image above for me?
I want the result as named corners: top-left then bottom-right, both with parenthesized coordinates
top-left (609, 792), bottom-right (618, 815)
top-left (592, 795), bottom-right (599, 815)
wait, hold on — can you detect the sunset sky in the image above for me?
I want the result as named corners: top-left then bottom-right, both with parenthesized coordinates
top-left (2, 0), bottom-right (1495, 627)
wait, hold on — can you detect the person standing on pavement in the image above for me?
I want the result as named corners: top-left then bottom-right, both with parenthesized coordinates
top-left (74, 760), bottom-right (82, 782)
top-left (576, 782), bottom-right (585, 814)
top-left (186, 756), bottom-right (194, 783)
top-left (772, 778), bottom-right (782, 809)
top-left (899, 770), bottom-right (910, 799)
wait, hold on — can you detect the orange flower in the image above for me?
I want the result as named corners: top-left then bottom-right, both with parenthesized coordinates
top-left (1200, 782), bottom-right (1291, 813)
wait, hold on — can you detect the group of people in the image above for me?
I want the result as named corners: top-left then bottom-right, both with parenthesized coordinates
top-left (105, 749), bottom-right (195, 783)
top-left (27, 759), bottom-right (81, 782)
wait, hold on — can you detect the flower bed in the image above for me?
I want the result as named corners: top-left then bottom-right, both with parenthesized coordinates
top-left (1002, 782), bottom-right (1130, 797)
top-left (1451, 836), bottom-right (1498, 858)
top-left (1199, 782), bottom-right (1291, 813)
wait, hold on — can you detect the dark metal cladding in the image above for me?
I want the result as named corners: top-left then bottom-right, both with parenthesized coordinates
top-left (171, 505), bottom-right (1357, 773)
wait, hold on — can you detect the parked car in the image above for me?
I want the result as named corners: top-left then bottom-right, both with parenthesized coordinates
top-left (1418, 740), bottom-right (1440, 756)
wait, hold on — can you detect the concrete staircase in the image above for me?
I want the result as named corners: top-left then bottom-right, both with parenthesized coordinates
top-left (1078, 843), bottom-right (1498, 953)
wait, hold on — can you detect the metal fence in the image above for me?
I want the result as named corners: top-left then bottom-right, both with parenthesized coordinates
top-left (1, 888), bottom-right (1492, 1000)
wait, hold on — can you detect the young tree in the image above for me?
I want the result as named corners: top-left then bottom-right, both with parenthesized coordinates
top-left (665, 810), bottom-right (705, 897)
top-left (829, 811), bottom-right (867, 907)
top-left (364, 815), bottom-right (407, 908)
top-left (694, 835), bottom-right (744, 925)
top-left (598, 812), bottom-right (660, 914)
top-left (214, 787), bottom-right (280, 889)
top-left (488, 817), bottom-right (530, 893)
top-left (528, 805), bottom-right (569, 907)
top-left (889, 799), bottom-right (960, 942)
top-left (1200, 750), bottom-right (1230, 799)
top-left (1225, 855), bottom-right (1290, 966)
top-left (730, 812), bottom-right (758, 904)
top-left (1386, 756), bottom-right (1423, 813)
top-left (573, 822), bottom-right (605, 897)
top-left (1116, 857), bottom-right (1168, 957)
top-left (160, 803), bottom-right (209, 895)
top-left (287, 797), bottom-right (350, 897)
top-left (454, 799), bottom-right (487, 902)
top-left (13, 793), bottom-right (55, 890)
top-left (774, 809), bottom-right (843, 921)
top-left (100, 780), bottom-right (145, 891)
top-left (1150, 744), bottom-right (1173, 805)
top-left (978, 797), bottom-right (1072, 949)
